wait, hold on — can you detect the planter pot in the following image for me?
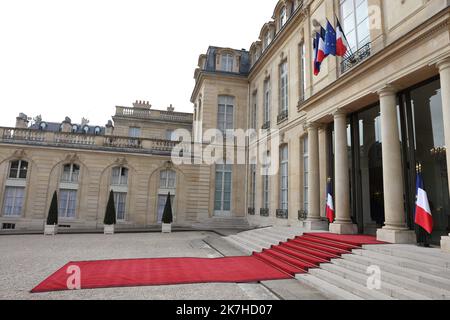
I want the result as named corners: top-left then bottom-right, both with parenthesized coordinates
top-left (44, 224), bottom-right (58, 236)
top-left (162, 223), bottom-right (172, 233)
top-left (104, 224), bottom-right (115, 235)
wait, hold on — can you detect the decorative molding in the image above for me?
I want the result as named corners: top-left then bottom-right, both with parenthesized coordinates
top-left (64, 153), bottom-right (79, 164)
top-left (12, 149), bottom-right (26, 159)
top-left (114, 157), bottom-right (128, 167)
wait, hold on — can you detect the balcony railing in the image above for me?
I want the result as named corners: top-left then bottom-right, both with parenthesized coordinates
top-left (261, 121), bottom-right (271, 130)
top-left (277, 110), bottom-right (288, 124)
top-left (260, 208), bottom-right (270, 217)
top-left (276, 209), bottom-right (288, 220)
top-left (298, 210), bottom-right (308, 221)
top-left (248, 208), bottom-right (255, 216)
top-left (341, 42), bottom-right (371, 74)
top-left (115, 107), bottom-right (193, 123)
top-left (0, 127), bottom-right (179, 155)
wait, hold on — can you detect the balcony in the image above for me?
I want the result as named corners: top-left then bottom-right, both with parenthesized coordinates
top-left (277, 110), bottom-right (288, 124)
top-left (261, 121), bottom-right (271, 130)
top-left (341, 42), bottom-right (371, 74)
top-left (114, 107), bottom-right (193, 124)
top-left (0, 127), bottom-right (179, 155)
top-left (298, 210), bottom-right (308, 221)
top-left (248, 208), bottom-right (255, 216)
top-left (276, 209), bottom-right (288, 220)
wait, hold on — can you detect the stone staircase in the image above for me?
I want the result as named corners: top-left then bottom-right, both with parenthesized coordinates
top-left (223, 227), bottom-right (450, 300)
top-left (191, 217), bottom-right (250, 230)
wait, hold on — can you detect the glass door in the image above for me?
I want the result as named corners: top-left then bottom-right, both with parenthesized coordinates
top-left (214, 164), bottom-right (232, 216)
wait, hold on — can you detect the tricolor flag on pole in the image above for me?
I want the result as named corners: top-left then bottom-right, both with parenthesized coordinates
top-left (326, 178), bottom-right (335, 223)
top-left (415, 166), bottom-right (433, 234)
top-left (336, 18), bottom-right (349, 57)
top-left (313, 26), bottom-right (326, 76)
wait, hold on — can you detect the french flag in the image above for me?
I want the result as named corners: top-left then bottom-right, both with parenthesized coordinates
top-left (313, 27), bottom-right (326, 76)
top-left (336, 18), bottom-right (348, 57)
top-left (415, 171), bottom-right (433, 234)
top-left (326, 179), bottom-right (335, 223)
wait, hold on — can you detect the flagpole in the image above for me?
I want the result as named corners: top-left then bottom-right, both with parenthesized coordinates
top-left (335, 14), bottom-right (354, 57)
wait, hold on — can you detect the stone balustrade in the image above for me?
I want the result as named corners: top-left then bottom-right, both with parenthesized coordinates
top-left (114, 106), bottom-right (193, 123)
top-left (0, 127), bottom-right (180, 155)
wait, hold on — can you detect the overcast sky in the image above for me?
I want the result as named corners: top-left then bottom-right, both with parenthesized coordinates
top-left (0, 0), bottom-right (277, 127)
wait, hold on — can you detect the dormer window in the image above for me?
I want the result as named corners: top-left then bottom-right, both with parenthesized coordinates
top-left (9, 160), bottom-right (28, 180)
top-left (280, 6), bottom-right (287, 28)
top-left (220, 53), bottom-right (234, 72)
top-left (264, 31), bottom-right (272, 50)
top-left (39, 122), bottom-right (47, 130)
top-left (72, 125), bottom-right (78, 133)
top-left (82, 126), bottom-right (89, 134)
top-left (94, 127), bottom-right (101, 135)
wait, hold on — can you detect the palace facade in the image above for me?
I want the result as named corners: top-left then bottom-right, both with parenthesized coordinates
top-left (1, 0), bottom-right (450, 250)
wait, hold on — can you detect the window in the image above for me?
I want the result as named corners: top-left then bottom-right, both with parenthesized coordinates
top-left (82, 126), bottom-right (89, 134)
top-left (340, 0), bottom-right (370, 52)
top-left (249, 164), bottom-right (256, 209)
top-left (214, 164), bottom-right (232, 213)
top-left (160, 170), bottom-right (176, 189)
top-left (280, 145), bottom-right (289, 210)
top-left (114, 192), bottom-right (127, 221)
top-left (2, 187), bottom-right (25, 217)
top-left (280, 6), bottom-right (288, 29)
top-left (280, 61), bottom-right (289, 113)
top-left (59, 189), bottom-right (77, 219)
top-left (264, 31), bottom-right (272, 50)
top-left (220, 53), bottom-right (234, 72)
top-left (166, 130), bottom-right (176, 141)
top-left (61, 164), bottom-right (80, 183)
top-left (303, 136), bottom-right (309, 211)
top-left (217, 96), bottom-right (235, 134)
top-left (39, 122), bottom-right (47, 130)
top-left (299, 42), bottom-right (306, 101)
top-left (72, 125), bottom-right (78, 133)
top-left (112, 167), bottom-right (128, 186)
top-left (8, 160), bottom-right (28, 179)
top-left (264, 78), bottom-right (271, 125)
top-left (251, 92), bottom-right (257, 130)
top-left (129, 127), bottom-right (141, 138)
top-left (94, 127), bottom-right (101, 135)
top-left (157, 194), bottom-right (175, 223)
top-left (262, 152), bottom-right (270, 210)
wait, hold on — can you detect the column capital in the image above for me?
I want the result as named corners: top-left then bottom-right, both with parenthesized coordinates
top-left (332, 109), bottom-right (347, 118)
top-left (304, 121), bottom-right (320, 131)
top-left (436, 57), bottom-right (450, 72)
top-left (377, 84), bottom-right (399, 97)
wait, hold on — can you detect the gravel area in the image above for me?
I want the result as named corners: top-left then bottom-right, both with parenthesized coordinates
top-left (0, 232), bottom-right (277, 300)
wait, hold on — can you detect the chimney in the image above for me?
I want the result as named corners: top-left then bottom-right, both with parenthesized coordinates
top-left (15, 113), bottom-right (29, 129)
top-left (105, 120), bottom-right (114, 136)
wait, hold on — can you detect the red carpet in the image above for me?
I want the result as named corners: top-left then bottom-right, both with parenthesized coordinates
top-left (31, 233), bottom-right (385, 293)
top-left (31, 256), bottom-right (292, 293)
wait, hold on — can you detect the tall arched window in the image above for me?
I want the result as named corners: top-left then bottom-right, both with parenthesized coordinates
top-left (110, 167), bottom-right (129, 221)
top-left (262, 151), bottom-right (271, 210)
top-left (279, 145), bottom-right (289, 211)
top-left (2, 160), bottom-right (28, 217)
top-left (61, 164), bottom-right (80, 183)
top-left (59, 163), bottom-right (80, 219)
top-left (112, 167), bottom-right (128, 186)
top-left (157, 169), bottom-right (177, 223)
top-left (160, 169), bottom-right (176, 189)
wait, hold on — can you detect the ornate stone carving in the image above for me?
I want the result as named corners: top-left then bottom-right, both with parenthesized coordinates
top-left (64, 153), bottom-right (79, 164)
top-left (12, 149), bottom-right (26, 159)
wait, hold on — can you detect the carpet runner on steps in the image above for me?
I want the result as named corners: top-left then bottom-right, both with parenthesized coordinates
top-left (31, 233), bottom-right (385, 293)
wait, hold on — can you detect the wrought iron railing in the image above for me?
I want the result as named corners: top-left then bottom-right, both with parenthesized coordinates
top-left (277, 110), bottom-right (288, 124)
top-left (276, 209), bottom-right (288, 220)
top-left (248, 208), bottom-right (255, 216)
top-left (341, 42), bottom-right (371, 74)
top-left (298, 210), bottom-right (308, 221)
top-left (260, 208), bottom-right (270, 217)
top-left (261, 121), bottom-right (271, 130)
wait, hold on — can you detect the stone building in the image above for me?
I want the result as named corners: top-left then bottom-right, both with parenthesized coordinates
top-left (1, 0), bottom-right (450, 251)
top-left (191, 0), bottom-right (450, 248)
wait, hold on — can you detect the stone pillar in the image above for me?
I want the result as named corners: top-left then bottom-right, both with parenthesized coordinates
top-left (376, 85), bottom-right (415, 243)
top-left (15, 113), bottom-right (29, 128)
top-left (61, 117), bottom-right (72, 133)
top-left (318, 126), bottom-right (328, 219)
top-left (330, 111), bottom-right (358, 234)
top-left (437, 57), bottom-right (450, 252)
top-left (304, 123), bottom-right (327, 230)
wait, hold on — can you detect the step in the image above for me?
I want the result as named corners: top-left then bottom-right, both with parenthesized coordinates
top-left (253, 252), bottom-right (305, 276)
top-left (353, 249), bottom-right (450, 280)
top-left (291, 238), bottom-right (351, 255)
top-left (282, 242), bottom-right (340, 261)
top-left (331, 258), bottom-right (450, 300)
top-left (250, 230), bottom-right (286, 244)
top-left (271, 245), bottom-right (329, 266)
top-left (320, 263), bottom-right (431, 300)
top-left (262, 249), bottom-right (317, 271)
top-left (308, 268), bottom-right (394, 300)
top-left (227, 235), bottom-right (262, 253)
top-left (224, 237), bottom-right (258, 255)
top-left (264, 228), bottom-right (300, 240)
top-left (363, 245), bottom-right (450, 269)
top-left (343, 253), bottom-right (450, 292)
top-left (236, 233), bottom-right (274, 249)
top-left (295, 274), bottom-right (364, 300)
top-left (300, 235), bottom-right (358, 251)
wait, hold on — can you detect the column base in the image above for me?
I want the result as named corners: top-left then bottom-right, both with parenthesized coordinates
top-left (329, 223), bottom-right (358, 235)
top-left (441, 235), bottom-right (450, 253)
top-left (303, 220), bottom-right (329, 231)
top-left (376, 228), bottom-right (416, 244)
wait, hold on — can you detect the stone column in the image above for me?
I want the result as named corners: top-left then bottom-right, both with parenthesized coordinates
top-left (304, 123), bottom-right (327, 230)
top-left (330, 111), bottom-right (358, 234)
top-left (318, 126), bottom-right (328, 219)
top-left (437, 57), bottom-right (450, 252)
top-left (376, 85), bottom-right (415, 243)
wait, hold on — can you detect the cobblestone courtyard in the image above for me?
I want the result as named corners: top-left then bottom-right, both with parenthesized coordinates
top-left (0, 232), bottom-right (279, 300)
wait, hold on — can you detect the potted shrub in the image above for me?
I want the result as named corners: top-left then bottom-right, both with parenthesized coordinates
top-left (161, 193), bottom-right (173, 233)
top-left (104, 190), bottom-right (116, 235)
top-left (45, 191), bottom-right (58, 235)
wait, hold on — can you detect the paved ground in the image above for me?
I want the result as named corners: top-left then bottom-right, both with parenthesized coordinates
top-left (0, 231), bottom-right (282, 300)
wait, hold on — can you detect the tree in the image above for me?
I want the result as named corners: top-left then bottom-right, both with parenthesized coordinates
top-left (162, 193), bottom-right (173, 224)
top-left (46, 191), bottom-right (58, 225)
top-left (104, 190), bottom-right (117, 225)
